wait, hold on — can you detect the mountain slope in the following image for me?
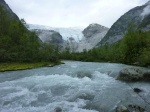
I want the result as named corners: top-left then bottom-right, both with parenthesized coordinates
top-left (32, 29), bottom-right (64, 45)
top-left (0, 0), bottom-right (19, 20)
top-left (139, 14), bottom-right (150, 31)
top-left (77, 24), bottom-right (109, 52)
top-left (29, 23), bottom-right (109, 52)
top-left (98, 2), bottom-right (150, 46)
top-left (0, 0), bottom-right (41, 62)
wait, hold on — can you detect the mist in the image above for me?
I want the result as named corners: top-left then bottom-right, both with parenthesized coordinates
top-left (141, 4), bottom-right (150, 17)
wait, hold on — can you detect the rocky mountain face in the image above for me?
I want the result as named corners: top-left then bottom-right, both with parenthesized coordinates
top-left (0, 0), bottom-right (19, 20)
top-left (65, 37), bottom-right (78, 52)
top-left (98, 1), bottom-right (150, 46)
top-left (29, 23), bottom-right (109, 52)
top-left (77, 24), bottom-right (109, 52)
top-left (33, 29), bottom-right (64, 46)
top-left (28, 24), bottom-right (80, 52)
top-left (139, 7), bottom-right (150, 31)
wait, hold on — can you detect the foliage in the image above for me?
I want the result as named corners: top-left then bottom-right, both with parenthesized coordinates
top-left (0, 62), bottom-right (50, 72)
top-left (0, 6), bottom-right (60, 63)
top-left (61, 29), bottom-right (150, 66)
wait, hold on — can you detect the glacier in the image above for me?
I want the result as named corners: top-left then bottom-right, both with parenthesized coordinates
top-left (28, 24), bottom-right (84, 42)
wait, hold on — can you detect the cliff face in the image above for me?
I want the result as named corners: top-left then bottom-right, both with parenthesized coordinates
top-left (139, 14), bottom-right (150, 31)
top-left (82, 24), bottom-right (108, 38)
top-left (77, 24), bottom-right (109, 52)
top-left (98, 1), bottom-right (150, 46)
top-left (0, 0), bottom-right (19, 20)
top-left (32, 29), bottom-right (64, 47)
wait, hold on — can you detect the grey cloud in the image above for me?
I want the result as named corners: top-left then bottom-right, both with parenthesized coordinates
top-left (5, 0), bottom-right (150, 28)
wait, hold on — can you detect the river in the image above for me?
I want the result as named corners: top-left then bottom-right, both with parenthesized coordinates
top-left (0, 61), bottom-right (150, 112)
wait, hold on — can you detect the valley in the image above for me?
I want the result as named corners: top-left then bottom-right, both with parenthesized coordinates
top-left (0, 0), bottom-right (150, 112)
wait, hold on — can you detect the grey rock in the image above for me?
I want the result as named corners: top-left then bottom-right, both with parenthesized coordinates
top-left (78, 93), bottom-right (95, 100)
top-left (82, 23), bottom-right (109, 38)
top-left (76, 71), bottom-right (92, 78)
top-left (117, 67), bottom-right (150, 82)
top-left (117, 67), bottom-right (144, 81)
top-left (77, 23), bottom-right (109, 52)
top-left (68, 91), bottom-right (95, 102)
top-left (64, 37), bottom-right (78, 52)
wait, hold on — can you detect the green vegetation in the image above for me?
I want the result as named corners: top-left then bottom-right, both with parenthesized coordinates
top-left (61, 30), bottom-right (150, 67)
top-left (0, 5), bottom-right (62, 71)
top-left (0, 62), bottom-right (51, 72)
top-left (0, 6), bottom-right (60, 61)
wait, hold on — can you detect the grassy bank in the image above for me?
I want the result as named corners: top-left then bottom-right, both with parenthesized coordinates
top-left (0, 62), bottom-right (63, 72)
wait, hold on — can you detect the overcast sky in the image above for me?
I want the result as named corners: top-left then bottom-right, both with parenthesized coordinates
top-left (5, 0), bottom-right (149, 28)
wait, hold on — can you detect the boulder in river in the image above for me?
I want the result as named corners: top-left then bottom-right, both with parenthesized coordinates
top-left (54, 107), bottom-right (62, 112)
top-left (133, 88), bottom-right (143, 93)
top-left (116, 105), bottom-right (130, 112)
top-left (76, 71), bottom-right (92, 79)
top-left (143, 71), bottom-right (150, 81)
top-left (128, 104), bottom-right (145, 112)
top-left (117, 67), bottom-right (150, 82)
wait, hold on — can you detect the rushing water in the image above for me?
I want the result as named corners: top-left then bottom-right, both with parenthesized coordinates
top-left (0, 61), bottom-right (150, 112)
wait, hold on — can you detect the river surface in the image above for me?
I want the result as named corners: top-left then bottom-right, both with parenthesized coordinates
top-left (0, 61), bottom-right (150, 112)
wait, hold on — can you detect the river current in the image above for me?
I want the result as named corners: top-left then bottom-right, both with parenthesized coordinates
top-left (0, 61), bottom-right (150, 112)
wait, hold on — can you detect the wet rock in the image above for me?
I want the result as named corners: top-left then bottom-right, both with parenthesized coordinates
top-left (143, 71), bottom-right (150, 81)
top-left (128, 104), bottom-right (145, 112)
top-left (54, 107), bottom-right (62, 112)
top-left (68, 92), bottom-right (95, 102)
top-left (3, 101), bottom-right (11, 106)
top-left (78, 93), bottom-right (95, 100)
top-left (117, 67), bottom-right (149, 82)
top-left (134, 88), bottom-right (143, 93)
top-left (76, 71), bottom-right (92, 78)
top-left (117, 68), bottom-right (143, 81)
top-left (116, 105), bottom-right (130, 112)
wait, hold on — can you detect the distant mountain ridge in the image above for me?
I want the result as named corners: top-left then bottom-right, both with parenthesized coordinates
top-left (98, 1), bottom-right (150, 46)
